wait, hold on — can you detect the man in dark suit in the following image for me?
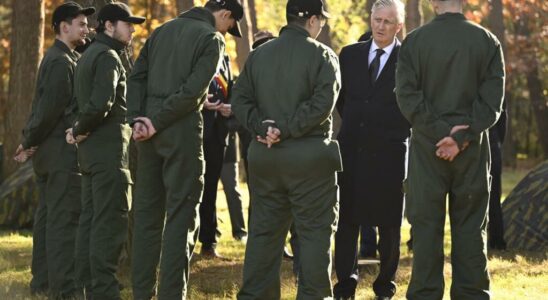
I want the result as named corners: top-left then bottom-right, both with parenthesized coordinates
top-left (334, 0), bottom-right (409, 299)
top-left (200, 53), bottom-right (234, 258)
top-left (488, 101), bottom-right (507, 250)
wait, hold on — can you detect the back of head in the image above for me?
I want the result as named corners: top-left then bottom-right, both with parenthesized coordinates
top-left (285, 0), bottom-right (330, 27)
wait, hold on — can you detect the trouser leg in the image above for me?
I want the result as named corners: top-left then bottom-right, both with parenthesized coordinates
top-left (157, 144), bottom-right (204, 300)
top-left (406, 137), bottom-right (450, 300)
top-left (373, 226), bottom-right (400, 297)
top-left (487, 143), bottom-right (505, 248)
top-left (289, 223), bottom-right (300, 276)
top-left (89, 169), bottom-right (130, 300)
top-left (30, 175), bottom-right (49, 294)
top-left (334, 221), bottom-right (359, 298)
top-left (449, 144), bottom-right (491, 300)
top-left (46, 170), bottom-right (82, 298)
top-left (220, 161), bottom-right (247, 238)
top-left (75, 174), bottom-right (93, 297)
top-left (360, 226), bottom-right (378, 257)
top-left (291, 173), bottom-right (338, 300)
top-left (199, 138), bottom-right (224, 248)
top-left (131, 142), bottom-right (165, 300)
top-left (237, 174), bottom-right (291, 300)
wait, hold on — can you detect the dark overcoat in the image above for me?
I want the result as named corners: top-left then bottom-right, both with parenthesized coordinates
top-left (336, 39), bottom-right (410, 227)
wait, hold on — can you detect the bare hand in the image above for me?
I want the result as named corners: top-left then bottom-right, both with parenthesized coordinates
top-left (435, 137), bottom-right (460, 161)
top-left (450, 125), bottom-right (469, 136)
top-left (14, 144), bottom-right (38, 163)
top-left (132, 121), bottom-right (149, 142)
top-left (13, 144), bottom-right (28, 163)
top-left (65, 128), bottom-right (88, 145)
top-left (257, 126), bottom-right (281, 148)
top-left (204, 95), bottom-right (223, 111)
top-left (133, 117), bottom-right (157, 141)
top-left (218, 103), bottom-right (232, 117)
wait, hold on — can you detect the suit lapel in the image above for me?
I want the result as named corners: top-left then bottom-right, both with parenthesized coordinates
top-left (374, 40), bottom-right (400, 87)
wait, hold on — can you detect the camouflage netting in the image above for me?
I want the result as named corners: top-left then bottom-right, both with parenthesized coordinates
top-left (502, 160), bottom-right (548, 251)
top-left (0, 161), bottom-right (38, 229)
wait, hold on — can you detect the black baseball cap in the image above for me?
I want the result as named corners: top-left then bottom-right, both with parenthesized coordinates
top-left (97, 2), bottom-right (146, 25)
top-left (286, 0), bottom-right (331, 19)
top-left (52, 2), bottom-right (95, 28)
top-left (207, 0), bottom-right (244, 37)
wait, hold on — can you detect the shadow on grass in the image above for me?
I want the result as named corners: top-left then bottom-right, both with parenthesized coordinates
top-left (488, 248), bottom-right (547, 262)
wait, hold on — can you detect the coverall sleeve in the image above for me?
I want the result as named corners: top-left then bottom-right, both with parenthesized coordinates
top-left (127, 37), bottom-right (150, 123)
top-left (149, 34), bottom-right (225, 132)
top-left (276, 50), bottom-right (341, 140)
top-left (335, 47), bottom-right (347, 117)
top-left (73, 52), bottom-right (121, 136)
top-left (452, 44), bottom-right (505, 148)
top-left (231, 53), bottom-right (270, 137)
top-left (22, 60), bottom-right (73, 149)
top-left (396, 39), bottom-right (453, 142)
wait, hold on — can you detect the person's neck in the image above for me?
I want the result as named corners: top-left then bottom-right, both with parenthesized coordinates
top-left (304, 26), bottom-right (318, 40)
top-left (57, 35), bottom-right (76, 50)
top-left (374, 38), bottom-right (393, 49)
top-left (437, 7), bottom-right (463, 14)
top-left (435, 1), bottom-right (463, 15)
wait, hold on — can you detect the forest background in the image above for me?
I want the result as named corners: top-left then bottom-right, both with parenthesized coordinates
top-left (0, 0), bottom-right (546, 179)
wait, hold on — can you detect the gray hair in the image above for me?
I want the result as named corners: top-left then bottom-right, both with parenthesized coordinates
top-left (371, 0), bottom-right (406, 24)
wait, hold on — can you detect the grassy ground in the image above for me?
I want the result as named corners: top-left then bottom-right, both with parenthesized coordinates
top-left (1, 167), bottom-right (546, 299)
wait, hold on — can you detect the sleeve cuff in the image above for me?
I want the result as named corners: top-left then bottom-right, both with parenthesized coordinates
top-left (21, 140), bottom-right (32, 150)
top-left (150, 116), bottom-right (165, 133)
top-left (451, 129), bottom-right (473, 150)
top-left (275, 119), bottom-right (290, 140)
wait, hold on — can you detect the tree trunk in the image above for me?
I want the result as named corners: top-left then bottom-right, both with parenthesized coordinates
top-left (3, 0), bottom-right (44, 178)
top-left (235, 0), bottom-right (253, 71)
top-left (248, 0), bottom-right (257, 34)
top-left (176, 0), bottom-right (194, 13)
top-left (488, 0), bottom-right (515, 165)
top-left (405, 0), bottom-right (422, 33)
top-left (526, 64), bottom-right (548, 158)
top-left (366, 0), bottom-right (374, 28)
top-left (152, 0), bottom-right (172, 20)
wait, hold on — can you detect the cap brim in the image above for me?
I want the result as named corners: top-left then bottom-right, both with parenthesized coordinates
top-left (321, 9), bottom-right (331, 19)
top-left (228, 21), bottom-right (242, 38)
top-left (123, 16), bottom-right (146, 24)
top-left (79, 7), bottom-right (96, 16)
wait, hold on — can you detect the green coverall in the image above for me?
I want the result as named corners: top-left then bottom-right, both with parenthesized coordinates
top-left (72, 33), bottom-right (133, 300)
top-left (127, 7), bottom-right (224, 300)
top-left (395, 13), bottom-right (505, 300)
top-left (232, 24), bottom-right (342, 299)
top-left (22, 39), bottom-right (81, 299)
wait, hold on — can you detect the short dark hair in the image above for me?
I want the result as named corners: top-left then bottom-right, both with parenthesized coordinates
top-left (96, 20), bottom-right (117, 34)
top-left (205, 1), bottom-right (224, 13)
top-left (286, 13), bottom-right (308, 27)
top-left (53, 15), bottom-right (77, 34)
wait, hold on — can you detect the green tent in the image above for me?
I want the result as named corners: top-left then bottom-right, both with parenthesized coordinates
top-left (0, 161), bottom-right (38, 229)
top-left (502, 160), bottom-right (548, 251)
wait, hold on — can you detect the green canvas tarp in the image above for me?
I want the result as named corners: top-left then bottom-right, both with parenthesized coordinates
top-left (502, 160), bottom-right (548, 251)
top-left (0, 161), bottom-right (38, 229)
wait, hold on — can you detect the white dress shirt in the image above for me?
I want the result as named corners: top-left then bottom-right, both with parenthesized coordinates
top-left (368, 39), bottom-right (397, 80)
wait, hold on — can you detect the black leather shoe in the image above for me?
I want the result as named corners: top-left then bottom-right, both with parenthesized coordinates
top-left (373, 296), bottom-right (392, 300)
top-left (201, 247), bottom-right (230, 261)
